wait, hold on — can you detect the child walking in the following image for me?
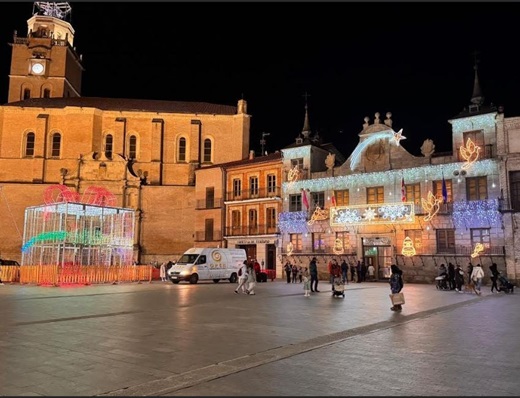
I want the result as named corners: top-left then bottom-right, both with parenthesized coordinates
top-left (302, 267), bottom-right (311, 297)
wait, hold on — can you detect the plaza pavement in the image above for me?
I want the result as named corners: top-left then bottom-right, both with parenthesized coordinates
top-left (0, 279), bottom-right (518, 396)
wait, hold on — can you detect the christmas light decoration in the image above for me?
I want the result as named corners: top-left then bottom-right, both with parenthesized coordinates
top-left (450, 114), bottom-right (496, 134)
top-left (460, 138), bottom-right (480, 170)
top-left (421, 191), bottom-right (441, 222)
top-left (307, 206), bottom-right (329, 225)
top-left (282, 159), bottom-right (498, 195)
top-left (452, 199), bottom-right (502, 228)
top-left (287, 241), bottom-right (294, 256)
top-left (330, 202), bottom-right (414, 226)
top-left (278, 211), bottom-right (308, 233)
top-left (287, 165), bottom-right (301, 184)
top-left (333, 238), bottom-right (344, 255)
top-left (349, 128), bottom-right (406, 171)
top-left (282, 147), bottom-right (311, 160)
top-left (401, 236), bottom-right (416, 257)
top-left (471, 243), bottom-right (484, 258)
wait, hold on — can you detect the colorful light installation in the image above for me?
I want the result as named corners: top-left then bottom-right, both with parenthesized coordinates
top-left (401, 236), bottom-right (416, 257)
top-left (22, 231), bottom-right (68, 252)
top-left (452, 199), bottom-right (502, 229)
top-left (421, 191), bottom-right (441, 222)
top-left (349, 128), bottom-right (406, 171)
top-left (333, 238), bottom-right (344, 255)
top-left (471, 243), bottom-right (484, 258)
top-left (330, 202), bottom-right (414, 226)
top-left (278, 211), bottom-right (308, 233)
top-left (460, 138), bottom-right (481, 170)
top-left (307, 206), bottom-right (329, 225)
top-left (286, 242), bottom-right (294, 256)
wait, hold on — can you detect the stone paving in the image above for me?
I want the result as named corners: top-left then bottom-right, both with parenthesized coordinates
top-left (0, 279), bottom-right (518, 396)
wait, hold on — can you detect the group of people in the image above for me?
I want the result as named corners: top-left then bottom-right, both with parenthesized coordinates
top-left (234, 260), bottom-right (259, 295)
top-left (437, 262), bottom-right (496, 295)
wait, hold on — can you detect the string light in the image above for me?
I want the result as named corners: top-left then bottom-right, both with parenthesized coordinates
top-left (450, 114), bottom-right (496, 133)
top-left (452, 199), bottom-right (502, 229)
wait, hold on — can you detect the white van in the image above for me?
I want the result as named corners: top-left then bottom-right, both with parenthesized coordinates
top-left (167, 247), bottom-right (247, 284)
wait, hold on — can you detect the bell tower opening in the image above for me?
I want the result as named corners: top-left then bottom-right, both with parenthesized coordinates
top-left (7, 2), bottom-right (84, 103)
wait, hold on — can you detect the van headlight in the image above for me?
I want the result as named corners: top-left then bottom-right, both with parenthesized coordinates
top-left (180, 270), bottom-right (189, 276)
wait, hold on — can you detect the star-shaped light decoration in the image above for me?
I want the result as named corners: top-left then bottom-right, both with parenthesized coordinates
top-left (392, 129), bottom-right (406, 146)
top-left (363, 207), bottom-right (377, 221)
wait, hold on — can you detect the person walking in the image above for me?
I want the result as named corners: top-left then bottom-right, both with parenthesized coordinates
top-left (471, 263), bottom-right (485, 295)
top-left (340, 259), bottom-right (348, 284)
top-left (447, 262), bottom-right (455, 290)
top-left (159, 262), bottom-right (167, 282)
top-left (298, 266), bottom-right (303, 283)
top-left (356, 260), bottom-right (362, 283)
top-left (309, 257), bottom-right (319, 293)
top-left (284, 261), bottom-right (292, 284)
top-left (302, 267), bottom-right (311, 297)
top-left (489, 263), bottom-right (500, 293)
top-left (234, 260), bottom-right (249, 294)
top-left (246, 263), bottom-right (257, 295)
top-left (367, 264), bottom-right (375, 281)
top-left (350, 262), bottom-right (356, 283)
top-left (291, 263), bottom-right (299, 283)
top-left (389, 264), bottom-right (404, 311)
top-left (466, 263), bottom-right (474, 291)
top-left (454, 264), bottom-right (464, 293)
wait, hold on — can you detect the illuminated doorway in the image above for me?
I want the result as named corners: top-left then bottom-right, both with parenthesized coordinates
top-left (362, 237), bottom-right (393, 280)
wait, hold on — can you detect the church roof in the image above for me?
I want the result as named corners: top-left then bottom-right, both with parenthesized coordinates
top-left (3, 97), bottom-right (238, 115)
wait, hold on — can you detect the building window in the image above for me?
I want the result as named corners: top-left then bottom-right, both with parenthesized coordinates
top-left (267, 174), bottom-right (276, 194)
top-left (105, 134), bottom-right (113, 158)
top-left (205, 219), bottom-right (214, 241)
top-left (43, 88), bottom-right (50, 98)
top-left (250, 176), bottom-right (259, 197)
top-left (249, 209), bottom-right (258, 234)
top-left (289, 194), bottom-right (302, 212)
top-left (203, 139), bottom-right (212, 163)
top-left (335, 190), bottom-right (349, 206)
top-left (231, 210), bottom-right (241, 232)
top-left (266, 207), bottom-right (276, 229)
top-left (404, 183), bottom-right (421, 204)
top-left (404, 229), bottom-right (422, 254)
top-left (335, 231), bottom-right (350, 252)
top-left (51, 133), bottom-right (61, 157)
top-left (436, 229), bottom-right (455, 254)
top-left (128, 135), bottom-right (137, 159)
top-left (312, 232), bottom-right (325, 253)
top-left (466, 176), bottom-right (487, 200)
top-left (233, 179), bottom-right (241, 198)
top-left (23, 88), bottom-right (31, 100)
top-left (310, 191), bottom-right (325, 209)
top-left (290, 233), bottom-right (302, 252)
top-left (367, 186), bottom-right (384, 204)
top-left (433, 179), bottom-right (453, 203)
top-left (510, 171), bottom-right (520, 211)
top-left (25, 132), bottom-right (35, 157)
top-left (178, 137), bottom-right (186, 162)
top-left (471, 228), bottom-right (490, 250)
top-left (291, 158), bottom-right (303, 169)
top-left (205, 187), bottom-right (214, 209)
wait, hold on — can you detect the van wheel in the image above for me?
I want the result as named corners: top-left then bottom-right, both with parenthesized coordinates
top-left (171, 280), bottom-right (179, 284)
top-left (189, 274), bottom-right (198, 284)
top-left (213, 279), bottom-right (220, 283)
top-left (229, 273), bottom-right (238, 283)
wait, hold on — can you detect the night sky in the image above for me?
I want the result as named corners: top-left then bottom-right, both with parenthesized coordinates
top-left (1, 2), bottom-right (519, 158)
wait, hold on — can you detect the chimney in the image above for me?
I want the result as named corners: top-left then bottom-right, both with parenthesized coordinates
top-left (249, 150), bottom-right (255, 160)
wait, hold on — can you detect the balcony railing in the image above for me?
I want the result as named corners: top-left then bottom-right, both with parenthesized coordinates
top-left (194, 230), bottom-right (222, 242)
top-left (436, 245), bottom-right (505, 256)
top-left (280, 246), bottom-right (358, 255)
top-left (226, 187), bottom-right (281, 201)
top-left (225, 225), bottom-right (279, 236)
top-left (195, 198), bottom-right (223, 210)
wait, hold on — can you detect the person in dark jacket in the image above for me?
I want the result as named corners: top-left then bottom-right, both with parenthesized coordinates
top-left (389, 264), bottom-right (404, 311)
top-left (447, 263), bottom-right (455, 290)
top-left (489, 263), bottom-right (500, 293)
top-left (454, 264), bottom-right (464, 292)
top-left (309, 257), bottom-right (319, 293)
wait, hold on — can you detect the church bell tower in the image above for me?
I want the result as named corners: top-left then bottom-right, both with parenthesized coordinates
top-left (7, 2), bottom-right (84, 103)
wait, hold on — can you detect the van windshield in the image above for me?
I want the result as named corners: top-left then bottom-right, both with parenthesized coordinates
top-left (176, 254), bottom-right (199, 264)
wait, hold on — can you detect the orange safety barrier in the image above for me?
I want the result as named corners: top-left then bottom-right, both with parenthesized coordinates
top-left (19, 265), bottom-right (153, 286)
top-left (0, 265), bottom-right (21, 283)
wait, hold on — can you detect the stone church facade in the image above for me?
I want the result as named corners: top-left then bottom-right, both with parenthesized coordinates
top-left (0, 4), bottom-right (251, 264)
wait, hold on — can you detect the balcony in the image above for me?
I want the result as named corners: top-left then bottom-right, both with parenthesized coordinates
top-left (225, 224), bottom-right (279, 236)
top-left (226, 187), bottom-right (281, 201)
top-left (195, 198), bottom-right (223, 210)
top-left (436, 245), bottom-right (505, 256)
top-left (194, 230), bottom-right (222, 242)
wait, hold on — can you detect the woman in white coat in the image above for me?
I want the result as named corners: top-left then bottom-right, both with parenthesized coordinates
top-left (246, 263), bottom-right (257, 295)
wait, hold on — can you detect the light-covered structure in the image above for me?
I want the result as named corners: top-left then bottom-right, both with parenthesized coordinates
top-left (22, 202), bottom-right (135, 266)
